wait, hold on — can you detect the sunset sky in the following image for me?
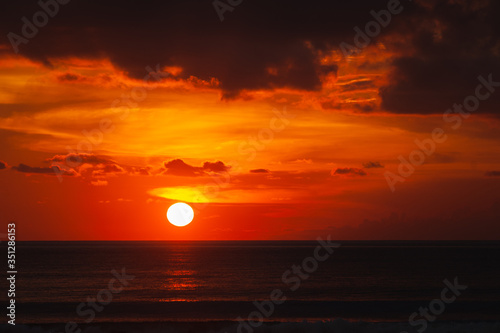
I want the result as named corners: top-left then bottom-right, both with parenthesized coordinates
top-left (1, 0), bottom-right (499, 240)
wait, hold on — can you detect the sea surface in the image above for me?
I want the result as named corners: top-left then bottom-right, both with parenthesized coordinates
top-left (2, 241), bottom-right (500, 332)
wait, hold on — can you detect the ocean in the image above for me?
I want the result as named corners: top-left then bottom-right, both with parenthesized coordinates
top-left (2, 241), bottom-right (500, 332)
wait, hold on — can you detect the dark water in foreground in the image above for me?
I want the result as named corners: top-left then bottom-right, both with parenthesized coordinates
top-left (2, 241), bottom-right (500, 332)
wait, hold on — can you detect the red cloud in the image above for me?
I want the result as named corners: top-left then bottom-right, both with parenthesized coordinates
top-left (163, 159), bottom-right (230, 177)
top-left (332, 167), bottom-right (367, 176)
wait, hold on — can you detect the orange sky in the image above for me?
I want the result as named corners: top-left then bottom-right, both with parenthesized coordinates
top-left (1, 0), bottom-right (499, 240)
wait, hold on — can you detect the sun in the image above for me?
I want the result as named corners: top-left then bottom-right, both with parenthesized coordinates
top-left (167, 202), bottom-right (194, 227)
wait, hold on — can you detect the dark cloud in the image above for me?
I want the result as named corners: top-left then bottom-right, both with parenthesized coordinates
top-left (0, 0), bottom-right (411, 98)
top-left (12, 163), bottom-right (76, 176)
top-left (379, 1), bottom-right (500, 116)
top-left (485, 171), bottom-right (500, 177)
top-left (0, 160), bottom-right (6, 169)
top-left (333, 167), bottom-right (367, 176)
top-left (362, 161), bottom-right (384, 168)
top-left (48, 153), bottom-right (152, 177)
top-left (2, 0), bottom-right (498, 113)
top-left (13, 163), bottom-right (56, 174)
top-left (100, 164), bottom-right (124, 173)
top-left (41, 154), bottom-right (154, 179)
top-left (163, 159), bottom-right (230, 176)
top-left (320, 99), bottom-right (378, 113)
top-left (250, 168), bottom-right (270, 173)
top-left (163, 159), bottom-right (204, 177)
top-left (47, 153), bottom-right (115, 165)
top-left (88, 163), bottom-right (125, 178)
top-left (57, 73), bottom-right (86, 82)
top-left (203, 161), bottom-right (230, 173)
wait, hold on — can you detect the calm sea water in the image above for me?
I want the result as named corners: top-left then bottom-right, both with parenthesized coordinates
top-left (5, 241), bottom-right (500, 326)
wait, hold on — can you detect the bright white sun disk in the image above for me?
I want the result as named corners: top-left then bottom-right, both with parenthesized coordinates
top-left (167, 202), bottom-right (194, 227)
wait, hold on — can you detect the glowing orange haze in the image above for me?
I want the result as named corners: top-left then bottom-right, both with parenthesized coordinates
top-left (1, 49), bottom-right (499, 240)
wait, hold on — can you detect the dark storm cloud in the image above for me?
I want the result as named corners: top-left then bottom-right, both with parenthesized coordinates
top-left (0, 0), bottom-right (411, 98)
top-left (3, 0), bottom-right (499, 113)
top-left (380, 0), bottom-right (500, 116)
top-left (0, 160), bottom-right (7, 169)
top-left (485, 171), bottom-right (500, 177)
